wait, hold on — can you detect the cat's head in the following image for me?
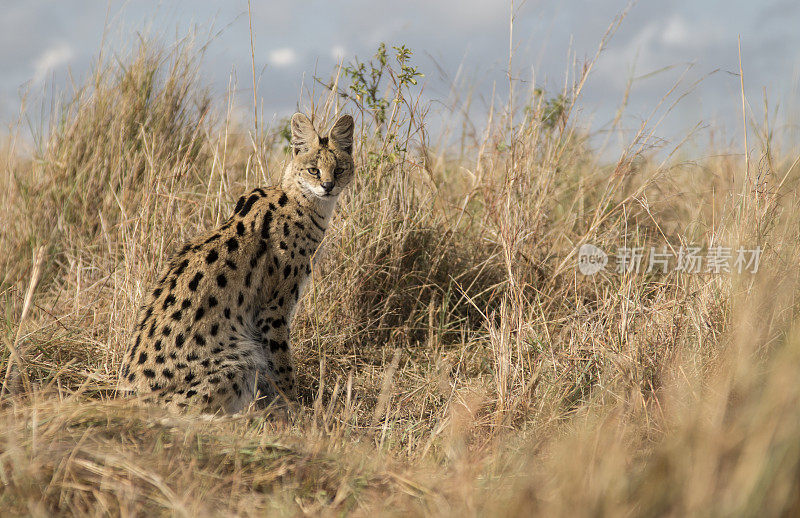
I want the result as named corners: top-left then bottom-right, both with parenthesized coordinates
top-left (285, 113), bottom-right (355, 199)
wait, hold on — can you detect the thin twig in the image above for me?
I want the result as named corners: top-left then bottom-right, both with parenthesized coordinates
top-left (2, 246), bottom-right (46, 398)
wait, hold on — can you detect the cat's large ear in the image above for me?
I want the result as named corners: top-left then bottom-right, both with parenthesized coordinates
top-left (291, 113), bottom-right (319, 156)
top-left (328, 114), bottom-right (354, 155)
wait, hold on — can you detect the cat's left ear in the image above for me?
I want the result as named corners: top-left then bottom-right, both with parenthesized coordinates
top-left (328, 114), bottom-right (354, 155)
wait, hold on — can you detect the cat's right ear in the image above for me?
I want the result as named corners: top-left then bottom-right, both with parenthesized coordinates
top-left (291, 113), bottom-right (319, 156)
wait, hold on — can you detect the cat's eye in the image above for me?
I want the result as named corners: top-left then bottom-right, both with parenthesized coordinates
top-left (307, 167), bottom-right (320, 178)
top-left (334, 168), bottom-right (344, 177)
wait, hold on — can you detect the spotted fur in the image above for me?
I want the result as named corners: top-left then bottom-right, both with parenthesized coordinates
top-left (119, 113), bottom-right (355, 413)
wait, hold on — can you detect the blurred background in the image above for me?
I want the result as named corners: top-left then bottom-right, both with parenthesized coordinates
top-left (2, 0), bottom-right (799, 152)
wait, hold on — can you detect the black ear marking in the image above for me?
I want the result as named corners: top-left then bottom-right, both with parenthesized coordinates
top-left (291, 113), bottom-right (319, 156)
top-left (328, 114), bottom-right (354, 154)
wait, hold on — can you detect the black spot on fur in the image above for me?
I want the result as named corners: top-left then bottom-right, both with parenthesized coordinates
top-left (225, 259), bottom-right (237, 270)
top-left (233, 195), bottom-right (246, 215)
top-left (210, 323), bottom-right (219, 336)
top-left (155, 355), bottom-right (165, 364)
top-left (283, 265), bottom-right (291, 279)
top-left (194, 307), bottom-right (205, 322)
top-left (310, 215), bottom-right (326, 232)
top-left (184, 373), bottom-right (196, 383)
top-left (208, 296), bottom-right (218, 307)
top-left (236, 221), bottom-right (245, 236)
top-left (162, 294), bottom-right (176, 310)
top-left (181, 299), bottom-right (191, 309)
top-left (237, 292), bottom-right (244, 306)
top-left (283, 222), bottom-right (290, 236)
top-left (186, 352), bottom-right (199, 362)
top-left (261, 211), bottom-right (272, 238)
top-left (170, 310), bottom-right (182, 321)
top-left (244, 271), bottom-right (252, 287)
top-left (195, 334), bottom-right (206, 346)
top-left (186, 389), bottom-right (197, 398)
top-left (152, 288), bottom-right (162, 298)
top-left (161, 326), bottom-right (171, 337)
top-left (206, 249), bottom-right (219, 264)
top-left (174, 259), bottom-right (189, 276)
top-left (225, 237), bottom-right (239, 253)
top-left (269, 340), bottom-right (288, 352)
top-left (143, 369), bottom-right (156, 379)
top-left (204, 234), bottom-right (221, 245)
top-left (224, 307), bottom-right (231, 319)
top-left (278, 193), bottom-right (288, 206)
top-left (137, 352), bottom-right (148, 364)
top-left (175, 333), bottom-right (185, 348)
top-left (254, 240), bottom-right (268, 261)
top-left (188, 272), bottom-right (204, 291)
top-left (162, 369), bottom-right (174, 379)
top-left (153, 340), bottom-right (162, 351)
top-left (216, 274), bottom-right (227, 287)
top-left (239, 194), bottom-right (260, 217)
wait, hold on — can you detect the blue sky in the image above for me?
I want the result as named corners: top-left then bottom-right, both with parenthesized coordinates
top-left (2, 1), bottom-right (799, 152)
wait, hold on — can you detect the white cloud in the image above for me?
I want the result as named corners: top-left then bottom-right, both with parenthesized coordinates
top-left (268, 47), bottom-right (297, 67)
top-left (660, 15), bottom-right (723, 48)
top-left (330, 45), bottom-right (346, 61)
top-left (32, 42), bottom-right (74, 82)
top-left (661, 16), bottom-right (692, 47)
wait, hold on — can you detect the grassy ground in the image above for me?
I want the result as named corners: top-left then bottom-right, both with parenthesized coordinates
top-left (2, 37), bottom-right (800, 516)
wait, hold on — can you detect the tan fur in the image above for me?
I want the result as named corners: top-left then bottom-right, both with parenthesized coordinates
top-left (119, 113), bottom-right (355, 413)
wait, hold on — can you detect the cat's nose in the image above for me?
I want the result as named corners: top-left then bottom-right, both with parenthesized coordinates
top-left (321, 181), bottom-right (334, 193)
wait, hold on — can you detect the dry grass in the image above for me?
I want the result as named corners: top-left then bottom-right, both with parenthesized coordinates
top-left (2, 33), bottom-right (800, 517)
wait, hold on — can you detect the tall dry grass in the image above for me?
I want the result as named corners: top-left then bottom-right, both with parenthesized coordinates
top-left (1, 31), bottom-right (800, 516)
